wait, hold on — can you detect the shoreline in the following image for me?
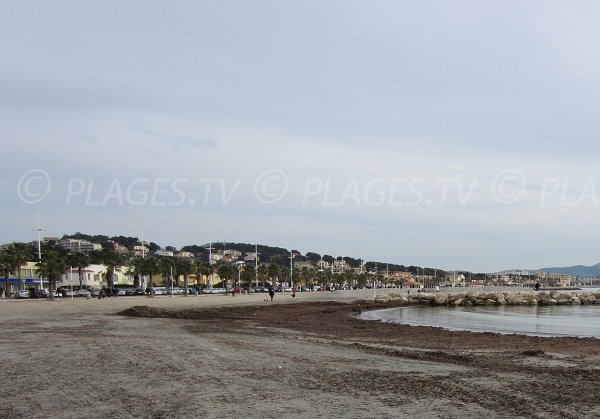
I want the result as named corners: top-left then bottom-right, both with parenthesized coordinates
top-left (2, 291), bottom-right (599, 418)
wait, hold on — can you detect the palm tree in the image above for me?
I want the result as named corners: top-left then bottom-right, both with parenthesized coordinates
top-left (257, 264), bottom-right (269, 287)
top-left (36, 250), bottom-right (68, 301)
top-left (0, 252), bottom-right (15, 297)
top-left (129, 256), bottom-right (146, 288)
top-left (176, 258), bottom-right (194, 295)
top-left (194, 261), bottom-right (211, 289)
top-left (67, 252), bottom-right (90, 288)
top-left (9, 243), bottom-right (33, 291)
top-left (281, 266), bottom-right (290, 288)
top-left (101, 248), bottom-right (124, 289)
top-left (216, 264), bottom-right (236, 293)
top-left (241, 264), bottom-right (256, 290)
top-left (158, 257), bottom-right (175, 288)
top-left (267, 263), bottom-right (280, 288)
top-left (143, 256), bottom-right (159, 289)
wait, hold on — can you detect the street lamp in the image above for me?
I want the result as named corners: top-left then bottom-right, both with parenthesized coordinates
top-left (255, 243), bottom-right (259, 289)
top-left (289, 250), bottom-right (295, 289)
top-left (32, 210), bottom-right (46, 290)
top-left (206, 241), bottom-right (214, 290)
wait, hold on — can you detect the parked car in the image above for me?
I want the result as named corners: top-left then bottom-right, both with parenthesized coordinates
top-left (15, 289), bottom-right (30, 299)
top-left (90, 288), bottom-right (101, 298)
top-left (210, 288), bottom-right (226, 294)
top-left (76, 289), bottom-right (90, 298)
top-left (134, 288), bottom-right (145, 295)
top-left (113, 288), bottom-right (126, 296)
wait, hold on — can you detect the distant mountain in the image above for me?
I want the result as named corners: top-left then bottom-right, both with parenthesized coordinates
top-left (538, 263), bottom-right (600, 277)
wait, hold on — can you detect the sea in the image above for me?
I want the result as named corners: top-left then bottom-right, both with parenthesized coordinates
top-left (361, 288), bottom-right (600, 338)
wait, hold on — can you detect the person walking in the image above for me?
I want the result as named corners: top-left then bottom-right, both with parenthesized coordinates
top-left (269, 286), bottom-right (275, 302)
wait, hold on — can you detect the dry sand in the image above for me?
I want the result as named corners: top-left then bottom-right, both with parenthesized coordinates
top-left (1, 290), bottom-right (599, 418)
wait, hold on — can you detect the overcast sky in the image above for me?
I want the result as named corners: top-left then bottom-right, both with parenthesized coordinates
top-left (2, 1), bottom-right (600, 272)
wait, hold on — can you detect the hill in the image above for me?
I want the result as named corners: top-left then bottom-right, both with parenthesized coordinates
top-left (538, 263), bottom-right (600, 277)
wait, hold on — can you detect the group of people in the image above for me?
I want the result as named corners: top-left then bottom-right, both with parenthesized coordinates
top-left (263, 286), bottom-right (296, 302)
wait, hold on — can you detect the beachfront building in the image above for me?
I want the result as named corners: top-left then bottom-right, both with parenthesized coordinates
top-left (402, 280), bottom-right (423, 289)
top-left (59, 264), bottom-right (133, 288)
top-left (536, 272), bottom-right (575, 287)
top-left (1, 261), bottom-right (46, 295)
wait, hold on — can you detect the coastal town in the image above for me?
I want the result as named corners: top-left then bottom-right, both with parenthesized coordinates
top-left (1, 233), bottom-right (593, 299)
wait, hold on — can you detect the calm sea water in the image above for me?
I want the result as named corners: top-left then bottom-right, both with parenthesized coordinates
top-left (361, 304), bottom-right (600, 338)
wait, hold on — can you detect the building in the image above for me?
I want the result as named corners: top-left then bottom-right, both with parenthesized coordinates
top-left (223, 250), bottom-right (241, 258)
top-left (333, 259), bottom-right (349, 273)
top-left (57, 239), bottom-right (102, 253)
top-left (210, 252), bottom-right (224, 263)
top-left (293, 260), bottom-right (313, 269)
top-left (154, 250), bottom-right (174, 257)
top-left (109, 240), bottom-right (129, 256)
top-left (389, 271), bottom-right (413, 280)
top-left (59, 264), bottom-right (133, 288)
top-left (133, 245), bottom-right (149, 257)
top-left (1, 261), bottom-right (45, 295)
top-left (176, 251), bottom-right (194, 258)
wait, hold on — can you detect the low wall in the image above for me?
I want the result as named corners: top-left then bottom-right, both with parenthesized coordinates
top-left (369, 290), bottom-right (600, 306)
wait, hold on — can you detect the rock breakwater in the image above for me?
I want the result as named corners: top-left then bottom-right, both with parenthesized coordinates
top-left (368, 290), bottom-right (600, 306)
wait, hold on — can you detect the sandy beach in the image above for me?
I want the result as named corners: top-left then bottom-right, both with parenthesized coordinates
top-left (1, 290), bottom-right (599, 418)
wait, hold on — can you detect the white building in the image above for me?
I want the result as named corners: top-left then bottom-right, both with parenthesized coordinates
top-left (57, 239), bottom-right (101, 253)
top-left (59, 264), bottom-right (133, 288)
top-left (155, 250), bottom-right (174, 257)
top-left (133, 245), bottom-right (149, 257)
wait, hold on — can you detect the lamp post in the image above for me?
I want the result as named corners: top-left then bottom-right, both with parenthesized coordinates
top-left (206, 241), bottom-right (214, 290)
top-left (289, 250), bottom-right (295, 289)
top-left (255, 243), bottom-right (259, 289)
top-left (32, 210), bottom-right (46, 290)
top-left (70, 266), bottom-right (74, 300)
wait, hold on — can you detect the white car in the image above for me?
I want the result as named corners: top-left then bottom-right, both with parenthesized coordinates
top-left (15, 289), bottom-right (30, 299)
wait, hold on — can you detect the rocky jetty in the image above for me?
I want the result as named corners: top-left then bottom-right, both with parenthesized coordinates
top-left (369, 290), bottom-right (600, 306)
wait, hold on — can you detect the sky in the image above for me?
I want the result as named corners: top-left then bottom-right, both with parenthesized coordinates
top-left (2, 1), bottom-right (600, 272)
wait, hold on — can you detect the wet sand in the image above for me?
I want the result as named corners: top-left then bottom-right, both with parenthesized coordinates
top-left (1, 291), bottom-right (599, 418)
